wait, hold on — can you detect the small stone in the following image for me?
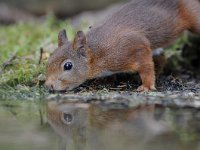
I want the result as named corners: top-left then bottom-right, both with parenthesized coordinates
top-left (182, 92), bottom-right (195, 99)
top-left (194, 100), bottom-right (200, 108)
top-left (169, 94), bottom-right (179, 99)
top-left (37, 74), bottom-right (46, 81)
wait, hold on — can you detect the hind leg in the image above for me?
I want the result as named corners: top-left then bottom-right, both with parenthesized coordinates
top-left (191, 18), bottom-right (200, 35)
top-left (193, 5), bottom-right (200, 34)
top-left (184, 0), bottom-right (200, 34)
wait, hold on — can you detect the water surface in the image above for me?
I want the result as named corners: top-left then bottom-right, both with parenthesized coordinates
top-left (0, 98), bottom-right (200, 150)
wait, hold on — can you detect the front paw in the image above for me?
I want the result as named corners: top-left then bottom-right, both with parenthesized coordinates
top-left (136, 85), bottom-right (156, 92)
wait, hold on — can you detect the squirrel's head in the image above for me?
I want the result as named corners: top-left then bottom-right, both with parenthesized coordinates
top-left (45, 29), bottom-right (92, 92)
top-left (47, 100), bottom-right (89, 138)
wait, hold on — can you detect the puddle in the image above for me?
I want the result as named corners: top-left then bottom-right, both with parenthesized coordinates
top-left (0, 99), bottom-right (200, 150)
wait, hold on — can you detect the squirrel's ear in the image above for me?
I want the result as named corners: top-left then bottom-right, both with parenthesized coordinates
top-left (58, 29), bottom-right (68, 47)
top-left (73, 31), bottom-right (86, 49)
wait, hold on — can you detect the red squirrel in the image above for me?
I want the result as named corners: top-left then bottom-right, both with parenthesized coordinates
top-left (45, 0), bottom-right (200, 92)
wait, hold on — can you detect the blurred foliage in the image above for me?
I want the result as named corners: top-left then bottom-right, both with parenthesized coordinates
top-left (0, 14), bottom-right (75, 64)
top-left (164, 32), bottom-right (200, 74)
top-left (165, 32), bottom-right (189, 57)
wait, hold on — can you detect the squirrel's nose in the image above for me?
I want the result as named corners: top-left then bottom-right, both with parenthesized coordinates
top-left (48, 85), bottom-right (55, 93)
top-left (45, 81), bottom-right (54, 93)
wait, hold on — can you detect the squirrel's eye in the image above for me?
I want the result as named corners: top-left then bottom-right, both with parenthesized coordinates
top-left (63, 62), bottom-right (73, 71)
top-left (61, 113), bottom-right (73, 124)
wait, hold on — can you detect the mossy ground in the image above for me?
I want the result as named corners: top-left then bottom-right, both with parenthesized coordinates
top-left (0, 15), bottom-right (76, 100)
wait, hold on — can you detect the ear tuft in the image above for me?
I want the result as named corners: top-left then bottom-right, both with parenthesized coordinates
top-left (73, 31), bottom-right (86, 49)
top-left (58, 29), bottom-right (68, 47)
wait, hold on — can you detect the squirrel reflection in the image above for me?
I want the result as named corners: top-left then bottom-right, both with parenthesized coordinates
top-left (47, 100), bottom-right (167, 150)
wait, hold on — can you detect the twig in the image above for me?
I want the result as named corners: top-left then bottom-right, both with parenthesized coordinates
top-left (39, 47), bottom-right (43, 65)
top-left (109, 87), bottom-right (122, 90)
top-left (2, 52), bottom-right (17, 69)
top-left (0, 52), bottom-right (17, 74)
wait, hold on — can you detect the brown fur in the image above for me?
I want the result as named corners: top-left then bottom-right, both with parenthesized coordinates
top-left (45, 0), bottom-right (200, 92)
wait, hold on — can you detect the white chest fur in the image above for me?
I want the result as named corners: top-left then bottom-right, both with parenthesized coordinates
top-left (97, 70), bottom-right (115, 78)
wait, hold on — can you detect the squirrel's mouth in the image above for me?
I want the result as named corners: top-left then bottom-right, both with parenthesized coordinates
top-left (48, 89), bottom-right (66, 94)
top-left (48, 83), bottom-right (81, 93)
